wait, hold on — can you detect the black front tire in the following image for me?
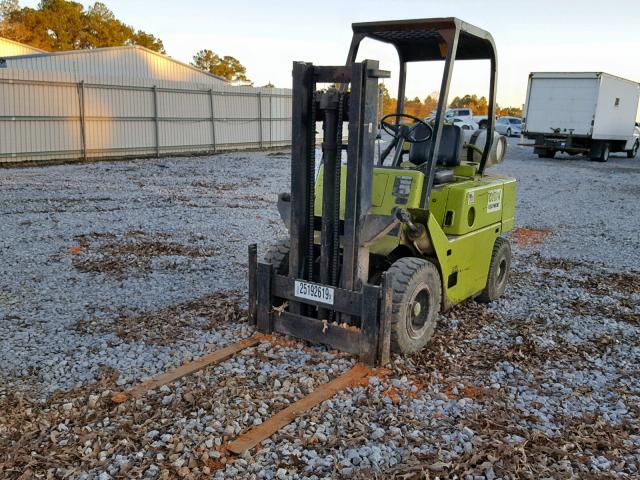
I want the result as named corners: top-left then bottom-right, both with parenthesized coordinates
top-left (507, 128), bottom-right (512, 137)
top-left (387, 258), bottom-right (442, 354)
top-left (627, 140), bottom-right (639, 159)
top-left (477, 237), bottom-right (511, 303)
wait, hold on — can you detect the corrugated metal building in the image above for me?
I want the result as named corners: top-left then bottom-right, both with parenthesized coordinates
top-left (0, 37), bottom-right (45, 57)
top-left (0, 39), bottom-right (292, 164)
top-left (1, 45), bottom-right (227, 86)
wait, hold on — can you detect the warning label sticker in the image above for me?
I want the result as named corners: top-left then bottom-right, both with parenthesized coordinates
top-left (487, 188), bottom-right (502, 213)
top-left (468, 192), bottom-right (475, 205)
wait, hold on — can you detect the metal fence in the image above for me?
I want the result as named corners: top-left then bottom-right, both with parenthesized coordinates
top-left (0, 73), bottom-right (292, 164)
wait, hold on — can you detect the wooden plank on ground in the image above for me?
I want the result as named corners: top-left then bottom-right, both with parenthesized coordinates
top-left (111, 336), bottom-right (260, 403)
top-left (226, 363), bottom-right (371, 455)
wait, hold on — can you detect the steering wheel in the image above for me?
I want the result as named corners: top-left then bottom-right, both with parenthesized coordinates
top-left (380, 113), bottom-right (433, 143)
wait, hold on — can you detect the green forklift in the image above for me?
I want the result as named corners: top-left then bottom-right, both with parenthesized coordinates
top-left (248, 18), bottom-right (516, 365)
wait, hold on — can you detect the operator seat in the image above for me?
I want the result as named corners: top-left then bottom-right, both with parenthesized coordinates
top-left (408, 124), bottom-right (462, 184)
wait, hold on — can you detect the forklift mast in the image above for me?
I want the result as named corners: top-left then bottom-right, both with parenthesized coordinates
top-left (290, 61), bottom-right (387, 298)
top-left (253, 60), bottom-right (393, 365)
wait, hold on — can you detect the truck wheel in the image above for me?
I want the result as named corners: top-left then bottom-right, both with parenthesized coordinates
top-left (263, 239), bottom-right (289, 275)
top-left (627, 140), bottom-right (639, 159)
top-left (507, 128), bottom-right (512, 137)
top-left (477, 237), bottom-right (511, 303)
top-left (591, 142), bottom-right (610, 162)
top-left (538, 149), bottom-right (555, 158)
top-left (387, 257), bottom-right (441, 354)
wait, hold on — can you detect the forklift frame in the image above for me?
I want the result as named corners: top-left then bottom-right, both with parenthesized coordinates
top-left (248, 18), bottom-right (499, 366)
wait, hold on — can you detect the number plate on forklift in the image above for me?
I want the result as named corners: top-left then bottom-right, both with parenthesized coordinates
top-left (294, 281), bottom-right (335, 305)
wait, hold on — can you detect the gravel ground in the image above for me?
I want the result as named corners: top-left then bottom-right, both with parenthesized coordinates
top-left (1, 138), bottom-right (639, 479)
top-left (494, 142), bottom-right (640, 270)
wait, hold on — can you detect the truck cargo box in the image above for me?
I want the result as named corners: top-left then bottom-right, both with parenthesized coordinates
top-left (524, 72), bottom-right (639, 140)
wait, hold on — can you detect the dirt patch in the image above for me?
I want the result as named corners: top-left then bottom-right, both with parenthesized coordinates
top-left (267, 151), bottom-right (289, 157)
top-left (530, 253), bottom-right (640, 310)
top-left (0, 339), bottom-right (339, 480)
top-left (532, 253), bottom-right (594, 271)
top-left (576, 271), bottom-right (640, 300)
top-left (375, 405), bottom-right (637, 479)
top-left (73, 291), bottom-right (247, 345)
top-left (191, 176), bottom-right (260, 191)
top-left (212, 183), bottom-right (240, 191)
top-left (510, 227), bottom-right (553, 247)
top-left (568, 297), bottom-right (640, 325)
top-left (0, 378), bottom-right (119, 479)
top-left (356, 286), bottom-right (639, 479)
top-left (70, 231), bottom-right (217, 278)
top-left (406, 271), bottom-right (636, 390)
top-left (235, 194), bottom-right (272, 203)
top-left (406, 301), bottom-right (503, 381)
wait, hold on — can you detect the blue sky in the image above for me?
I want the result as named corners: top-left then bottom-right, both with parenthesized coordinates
top-left (21, 0), bottom-right (640, 108)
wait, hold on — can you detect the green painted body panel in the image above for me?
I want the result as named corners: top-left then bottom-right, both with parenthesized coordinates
top-left (315, 165), bottom-right (425, 216)
top-left (312, 162), bottom-right (516, 307)
top-left (427, 185), bottom-right (449, 226)
top-left (426, 213), bottom-right (501, 305)
top-left (452, 162), bottom-right (479, 177)
top-left (440, 174), bottom-right (511, 236)
top-left (501, 178), bottom-right (517, 232)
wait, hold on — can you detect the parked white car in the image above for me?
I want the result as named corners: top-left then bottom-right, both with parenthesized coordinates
top-left (452, 117), bottom-right (479, 130)
top-left (426, 107), bottom-right (475, 124)
top-left (446, 107), bottom-right (474, 123)
top-left (495, 116), bottom-right (522, 137)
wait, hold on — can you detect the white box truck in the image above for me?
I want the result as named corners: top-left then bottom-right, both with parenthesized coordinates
top-left (523, 72), bottom-right (640, 161)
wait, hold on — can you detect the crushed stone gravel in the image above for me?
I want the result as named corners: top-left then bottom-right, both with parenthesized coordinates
top-left (1, 139), bottom-right (639, 478)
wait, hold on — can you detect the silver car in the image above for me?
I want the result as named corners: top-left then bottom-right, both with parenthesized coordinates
top-left (495, 116), bottom-right (522, 137)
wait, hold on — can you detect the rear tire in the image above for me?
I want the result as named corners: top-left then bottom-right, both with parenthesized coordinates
top-left (627, 140), bottom-right (639, 159)
top-left (387, 258), bottom-right (442, 354)
top-left (477, 237), bottom-right (511, 303)
top-left (598, 144), bottom-right (610, 162)
top-left (591, 143), bottom-right (610, 162)
top-left (263, 239), bottom-right (289, 275)
top-left (537, 149), bottom-right (556, 159)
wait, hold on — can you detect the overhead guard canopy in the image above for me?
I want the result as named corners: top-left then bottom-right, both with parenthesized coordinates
top-left (350, 17), bottom-right (496, 62)
top-left (345, 17), bottom-right (499, 179)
